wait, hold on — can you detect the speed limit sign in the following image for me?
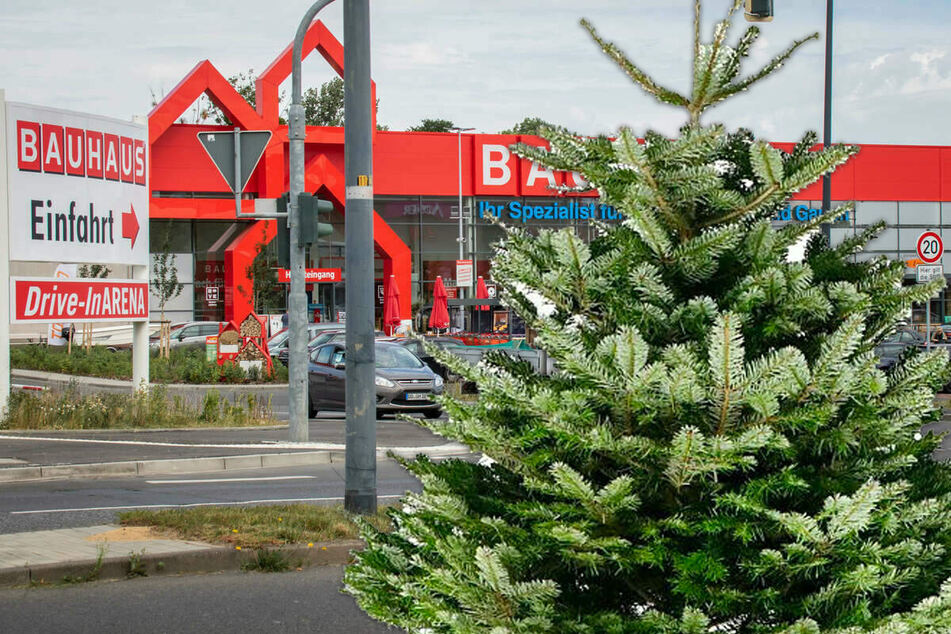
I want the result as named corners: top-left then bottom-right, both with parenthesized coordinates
top-left (917, 231), bottom-right (943, 264)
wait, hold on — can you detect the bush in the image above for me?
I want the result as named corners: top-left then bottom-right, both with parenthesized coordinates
top-left (11, 344), bottom-right (287, 384)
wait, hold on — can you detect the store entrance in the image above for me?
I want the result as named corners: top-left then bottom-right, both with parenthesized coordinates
top-left (310, 282), bottom-right (345, 323)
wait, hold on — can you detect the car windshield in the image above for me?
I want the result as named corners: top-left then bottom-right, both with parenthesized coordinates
top-left (375, 344), bottom-right (424, 369)
top-left (309, 331), bottom-right (343, 348)
top-left (268, 330), bottom-right (290, 349)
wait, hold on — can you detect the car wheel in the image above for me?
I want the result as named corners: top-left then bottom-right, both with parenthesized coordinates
top-left (308, 395), bottom-right (318, 418)
top-left (423, 407), bottom-right (443, 419)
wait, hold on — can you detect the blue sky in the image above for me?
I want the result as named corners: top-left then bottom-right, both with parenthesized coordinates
top-left (2, 0), bottom-right (949, 145)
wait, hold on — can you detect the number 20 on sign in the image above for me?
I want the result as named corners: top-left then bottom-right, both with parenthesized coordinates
top-left (917, 231), bottom-right (943, 264)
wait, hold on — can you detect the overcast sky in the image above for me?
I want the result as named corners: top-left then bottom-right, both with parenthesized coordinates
top-left (2, 0), bottom-right (949, 146)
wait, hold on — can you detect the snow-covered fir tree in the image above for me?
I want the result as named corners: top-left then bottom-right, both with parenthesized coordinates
top-left (345, 2), bottom-right (951, 631)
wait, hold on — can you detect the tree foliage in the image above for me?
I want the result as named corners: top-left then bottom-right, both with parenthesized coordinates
top-left (410, 118), bottom-right (457, 133)
top-left (345, 2), bottom-right (951, 632)
top-left (150, 226), bottom-right (184, 359)
top-left (240, 226), bottom-right (284, 315)
top-left (501, 116), bottom-right (562, 136)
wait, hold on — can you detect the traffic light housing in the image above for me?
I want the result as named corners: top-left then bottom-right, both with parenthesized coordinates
top-left (744, 0), bottom-right (773, 22)
top-left (297, 193), bottom-right (334, 247)
top-left (276, 192), bottom-right (291, 269)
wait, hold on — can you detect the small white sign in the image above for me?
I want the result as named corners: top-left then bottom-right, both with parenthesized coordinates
top-left (456, 259), bottom-right (473, 288)
top-left (917, 264), bottom-right (944, 283)
top-left (4, 102), bottom-right (148, 266)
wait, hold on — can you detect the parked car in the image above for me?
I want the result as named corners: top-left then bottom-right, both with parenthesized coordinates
top-left (270, 323), bottom-right (344, 363)
top-left (874, 326), bottom-right (925, 371)
top-left (379, 336), bottom-right (466, 379)
top-left (307, 340), bottom-right (443, 418)
top-left (149, 321), bottom-right (222, 350)
top-left (277, 327), bottom-right (383, 366)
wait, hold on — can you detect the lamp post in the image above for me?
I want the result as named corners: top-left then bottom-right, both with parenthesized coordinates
top-left (450, 126), bottom-right (474, 330)
top-left (821, 0), bottom-right (834, 242)
top-left (745, 1), bottom-right (835, 243)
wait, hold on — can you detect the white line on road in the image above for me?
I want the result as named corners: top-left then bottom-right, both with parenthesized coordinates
top-left (10, 494), bottom-right (405, 515)
top-left (0, 434), bottom-right (470, 455)
top-left (145, 475), bottom-right (317, 485)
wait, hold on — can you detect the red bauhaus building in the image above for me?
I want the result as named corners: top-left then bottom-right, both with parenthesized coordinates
top-left (148, 21), bottom-right (951, 330)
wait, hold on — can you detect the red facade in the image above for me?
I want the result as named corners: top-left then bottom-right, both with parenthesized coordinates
top-left (148, 21), bottom-right (951, 322)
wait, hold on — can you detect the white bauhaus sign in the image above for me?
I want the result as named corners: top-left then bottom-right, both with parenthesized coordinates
top-left (3, 102), bottom-right (148, 266)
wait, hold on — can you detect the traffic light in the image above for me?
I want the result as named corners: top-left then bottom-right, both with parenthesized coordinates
top-left (276, 192), bottom-right (291, 269)
top-left (297, 193), bottom-right (334, 247)
top-left (744, 0), bottom-right (773, 22)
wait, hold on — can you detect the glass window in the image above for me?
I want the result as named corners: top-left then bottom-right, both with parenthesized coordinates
top-left (315, 345), bottom-right (333, 365)
top-left (194, 222), bottom-right (240, 253)
top-left (419, 197), bottom-right (460, 224)
top-left (867, 227), bottom-right (897, 252)
top-left (331, 349), bottom-right (346, 366)
top-left (855, 202), bottom-right (897, 225)
top-left (899, 202), bottom-right (940, 226)
top-left (829, 227), bottom-right (854, 249)
top-left (375, 344), bottom-right (424, 368)
top-left (150, 220), bottom-right (192, 252)
top-left (475, 224), bottom-right (505, 254)
top-left (375, 196), bottom-right (419, 224)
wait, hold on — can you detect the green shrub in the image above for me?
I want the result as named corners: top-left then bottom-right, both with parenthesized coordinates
top-left (11, 344), bottom-right (287, 384)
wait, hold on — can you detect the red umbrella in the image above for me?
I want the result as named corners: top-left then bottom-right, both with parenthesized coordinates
top-left (475, 276), bottom-right (490, 334)
top-left (475, 276), bottom-right (490, 312)
top-left (428, 276), bottom-right (450, 332)
top-left (383, 275), bottom-right (402, 336)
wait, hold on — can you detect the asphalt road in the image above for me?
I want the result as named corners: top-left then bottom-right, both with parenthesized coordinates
top-left (0, 565), bottom-right (395, 633)
top-left (0, 461), bottom-right (423, 535)
top-left (0, 416), bottom-right (455, 467)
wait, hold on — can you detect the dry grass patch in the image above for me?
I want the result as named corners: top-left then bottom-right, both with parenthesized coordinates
top-left (119, 503), bottom-right (392, 549)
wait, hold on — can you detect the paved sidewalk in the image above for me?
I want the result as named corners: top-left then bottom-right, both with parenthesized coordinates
top-left (0, 524), bottom-right (360, 587)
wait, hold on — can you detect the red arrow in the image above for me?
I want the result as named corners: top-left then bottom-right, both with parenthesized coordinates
top-left (121, 204), bottom-right (139, 249)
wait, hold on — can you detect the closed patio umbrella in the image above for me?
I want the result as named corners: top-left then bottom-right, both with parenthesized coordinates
top-left (475, 276), bottom-right (490, 333)
top-left (383, 274), bottom-right (402, 336)
top-left (428, 276), bottom-right (450, 333)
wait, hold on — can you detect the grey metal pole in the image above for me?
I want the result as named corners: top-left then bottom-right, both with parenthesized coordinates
top-left (450, 126), bottom-right (473, 332)
top-left (344, 0), bottom-right (377, 514)
top-left (233, 127), bottom-right (242, 218)
top-left (289, 0), bottom-right (337, 442)
top-left (457, 130), bottom-right (464, 261)
top-left (821, 0), bottom-right (834, 244)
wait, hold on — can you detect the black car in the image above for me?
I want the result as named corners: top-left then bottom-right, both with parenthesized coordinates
top-left (380, 336), bottom-right (466, 379)
top-left (307, 341), bottom-right (444, 418)
top-left (874, 327), bottom-right (925, 371)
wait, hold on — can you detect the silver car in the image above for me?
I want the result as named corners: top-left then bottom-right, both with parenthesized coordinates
top-left (307, 341), bottom-right (444, 418)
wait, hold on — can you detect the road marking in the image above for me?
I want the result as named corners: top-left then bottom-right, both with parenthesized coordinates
top-left (145, 475), bottom-right (316, 485)
top-left (10, 494), bottom-right (404, 515)
top-left (0, 434), bottom-right (469, 455)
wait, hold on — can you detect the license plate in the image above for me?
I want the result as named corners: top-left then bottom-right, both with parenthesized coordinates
top-left (405, 392), bottom-right (430, 401)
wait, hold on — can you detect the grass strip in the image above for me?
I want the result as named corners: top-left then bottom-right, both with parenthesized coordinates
top-left (1, 385), bottom-right (277, 430)
top-left (119, 504), bottom-right (392, 549)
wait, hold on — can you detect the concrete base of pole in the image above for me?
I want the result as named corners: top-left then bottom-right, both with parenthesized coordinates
top-left (345, 491), bottom-right (378, 514)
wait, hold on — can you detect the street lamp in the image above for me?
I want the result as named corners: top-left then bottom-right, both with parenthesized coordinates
top-left (745, 1), bottom-right (835, 241)
top-left (821, 0), bottom-right (834, 235)
top-left (450, 126), bottom-right (474, 330)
